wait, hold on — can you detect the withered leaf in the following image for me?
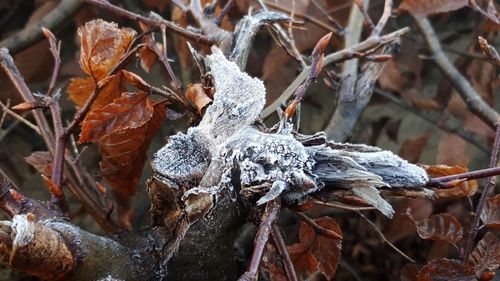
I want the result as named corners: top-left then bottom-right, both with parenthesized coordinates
top-left (99, 99), bottom-right (167, 197)
top-left (399, 0), bottom-right (469, 17)
top-left (399, 133), bottom-right (431, 163)
top-left (78, 19), bottom-right (136, 80)
top-left (410, 213), bottom-right (463, 244)
top-left (417, 258), bottom-right (476, 281)
top-left (68, 71), bottom-right (126, 110)
top-left (185, 83), bottom-right (213, 114)
top-left (288, 217), bottom-right (342, 280)
top-left (25, 151), bottom-right (53, 176)
top-left (480, 195), bottom-right (500, 229)
top-left (79, 92), bottom-right (154, 143)
top-left (468, 232), bottom-right (500, 277)
top-left (424, 165), bottom-right (477, 198)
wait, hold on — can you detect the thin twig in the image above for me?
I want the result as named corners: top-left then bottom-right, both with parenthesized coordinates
top-left (313, 200), bottom-right (376, 211)
top-left (261, 27), bottom-right (409, 118)
top-left (271, 225), bottom-right (298, 281)
top-left (262, 0), bottom-right (343, 34)
top-left (414, 16), bottom-right (499, 128)
top-left (295, 212), bottom-right (342, 240)
top-left (0, 0), bottom-right (83, 54)
top-left (213, 0), bottom-right (235, 26)
top-left (0, 102), bottom-right (40, 134)
top-left (374, 88), bottom-right (488, 154)
top-left (85, 0), bottom-right (214, 45)
top-left (357, 211), bottom-right (415, 263)
top-left (461, 121), bottom-right (500, 260)
top-left (42, 28), bottom-right (67, 209)
top-left (239, 200), bottom-right (281, 281)
top-left (371, 0), bottom-right (392, 37)
top-left (427, 166), bottom-right (500, 187)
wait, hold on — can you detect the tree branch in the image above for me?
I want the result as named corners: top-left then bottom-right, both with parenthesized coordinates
top-left (414, 16), bottom-right (499, 128)
top-left (0, 0), bottom-right (83, 54)
top-left (261, 27), bottom-right (409, 119)
top-left (461, 121), bottom-right (500, 260)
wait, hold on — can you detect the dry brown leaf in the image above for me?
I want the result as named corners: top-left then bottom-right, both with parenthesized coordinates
top-left (468, 232), bottom-right (500, 277)
top-left (480, 195), bottom-right (500, 229)
top-left (409, 213), bottom-right (463, 244)
top-left (416, 258), bottom-right (476, 281)
top-left (140, 45), bottom-right (158, 73)
top-left (78, 19), bottom-right (136, 80)
top-left (99, 99), bottom-right (167, 197)
top-left (436, 133), bottom-right (470, 166)
top-left (288, 217), bottom-right (342, 280)
top-left (378, 60), bottom-right (405, 93)
top-left (399, 0), bottom-right (469, 17)
top-left (79, 92), bottom-right (154, 143)
top-left (185, 83), bottom-right (213, 114)
top-left (384, 199), bottom-right (433, 243)
top-left (424, 165), bottom-right (478, 198)
top-left (68, 71), bottom-right (126, 110)
top-left (399, 132), bottom-right (431, 163)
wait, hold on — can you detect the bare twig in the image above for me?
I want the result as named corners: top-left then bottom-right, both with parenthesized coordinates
top-left (85, 0), bottom-right (214, 45)
top-left (370, 0), bottom-right (392, 36)
top-left (284, 32), bottom-right (332, 120)
top-left (295, 212), bottom-right (342, 240)
top-left (461, 121), bottom-right (500, 260)
top-left (213, 0), bottom-right (235, 26)
top-left (0, 0), bottom-right (83, 54)
top-left (427, 166), bottom-right (500, 187)
top-left (357, 211), bottom-right (415, 263)
top-left (374, 88), bottom-right (488, 154)
top-left (313, 200), bottom-right (376, 211)
top-left (323, 2), bottom-right (366, 141)
top-left (262, 0), bottom-right (343, 34)
top-left (239, 200), bottom-right (281, 281)
top-left (261, 27), bottom-right (409, 119)
top-left (414, 17), bottom-right (499, 128)
top-left (271, 225), bottom-right (298, 281)
top-left (41, 28), bottom-right (67, 209)
top-left (0, 102), bottom-right (40, 134)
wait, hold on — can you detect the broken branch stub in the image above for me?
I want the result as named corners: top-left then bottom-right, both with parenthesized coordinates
top-left (151, 48), bottom-right (429, 219)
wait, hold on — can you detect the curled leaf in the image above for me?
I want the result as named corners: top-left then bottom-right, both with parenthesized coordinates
top-left (78, 19), bottom-right (136, 80)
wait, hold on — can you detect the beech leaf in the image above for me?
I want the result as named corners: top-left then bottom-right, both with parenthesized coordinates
top-left (288, 217), bottom-right (342, 280)
top-left (78, 19), bottom-right (136, 80)
top-left (79, 92), bottom-right (153, 143)
top-left (409, 213), bottom-right (463, 244)
top-left (468, 232), bottom-right (500, 277)
top-left (99, 99), bottom-right (167, 197)
top-left (416, 258), bottom-right (476, 281)
top-left (424, 165), bottom-right (478, 198)
top-left (68, 71), bottom-right (126, 110)
top-left (480, 195), bottom-right (500, 229)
